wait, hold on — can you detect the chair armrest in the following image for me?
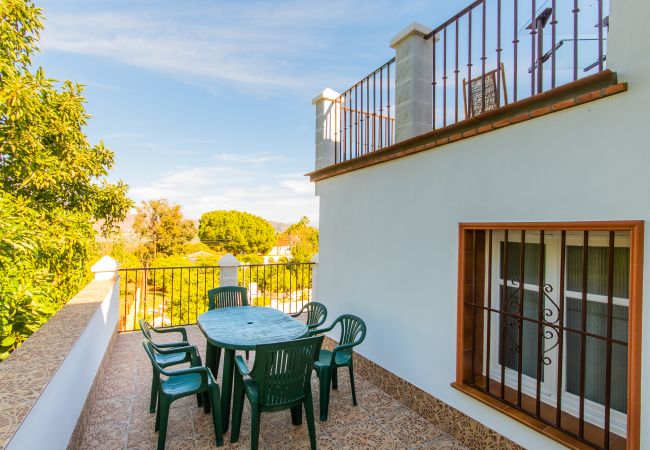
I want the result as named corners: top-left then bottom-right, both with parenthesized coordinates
top-left (235, 355), bottom-right (251, 376)
top-left (308, 322), bottom-right (336, 335)
top-left (151, 325), bottom-right (188, 341)
top-left (153, 344), bottom-right (195, 355)
top-left (289, 303), bottom-right (307, 318)
top-left (155, 341), bottom-right (190, 349)
top-left (159, 364), bottom-right (209, 384)
top-left (331, 341), bottom-right (362, 362)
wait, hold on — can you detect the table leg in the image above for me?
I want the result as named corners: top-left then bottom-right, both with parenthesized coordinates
top-left (221, 348), bottom-right (235, 432)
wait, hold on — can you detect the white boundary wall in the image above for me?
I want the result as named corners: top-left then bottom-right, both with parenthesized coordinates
top-left (314, 0), bottom-right (650, 448)
top-left (6, 266), bottom-right (120, 450)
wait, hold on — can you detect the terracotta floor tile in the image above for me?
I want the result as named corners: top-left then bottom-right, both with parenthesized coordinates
top-left (78, 327), bottom-right (466, 450)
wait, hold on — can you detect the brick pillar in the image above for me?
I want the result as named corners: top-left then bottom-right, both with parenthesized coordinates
top-left (312, 88), bottom-right (340, 170)
top-left (219, 253), bottom-right (240, 287)
top-left (390, 22), bottom-right (435, 143)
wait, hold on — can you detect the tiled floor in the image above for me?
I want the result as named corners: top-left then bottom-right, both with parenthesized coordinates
top-left (79, 326), bottom-right (469, 450)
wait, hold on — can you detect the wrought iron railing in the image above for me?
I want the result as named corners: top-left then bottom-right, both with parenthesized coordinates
top-left (117, 262), bottom-right (313, 332)
top-left (426, 0), bottom-right (609, 129)
top-left (327, 58), bottom-right (396, 163)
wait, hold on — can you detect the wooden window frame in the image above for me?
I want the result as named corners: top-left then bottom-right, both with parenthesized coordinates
top-left (455, 221), bottom-right (644, 450)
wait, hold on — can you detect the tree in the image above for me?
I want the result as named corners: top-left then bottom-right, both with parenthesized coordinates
top-left (133, 199), bottom-right (196, 260)
top-left (0, 0), bottom-right (132, 359)
top-left (280, 216), bottom-right (319, 262)
top-left (199, 210), bottom-right (276, 255)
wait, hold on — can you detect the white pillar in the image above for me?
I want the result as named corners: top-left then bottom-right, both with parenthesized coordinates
top-left (312, 88), bottom-right (340, 170)
top-left (390, 22), bottom-right (434, 143)
top-left (310, 253), bottom-right (319, 302)
top-left (219, 253), bottom-right (241, 287)
top-left (91, 255), bottom-right (120, 281)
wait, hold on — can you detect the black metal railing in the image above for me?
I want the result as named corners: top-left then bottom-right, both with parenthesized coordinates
top-left (463, 227), bottom-right (630, 449)
top-left (239, 262), bottom-right (313, 315)
top-left (426, 0), bottom-right (609, 129)
top-left (118, 262), bottom-right (313, 332)
top-left (327, 58), bottom-right (396, 163)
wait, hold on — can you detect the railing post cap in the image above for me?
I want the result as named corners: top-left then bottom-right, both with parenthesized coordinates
top-left (311, 253), bottom-right (319, 263)
top-left (219, 253), bottom-right (241, 267)
top-left (312, 88), bottom-right (340, 105)
top-left (91, 255), bottom-right (120, 280)
top-left (390, 22), bottom-right (434, 49)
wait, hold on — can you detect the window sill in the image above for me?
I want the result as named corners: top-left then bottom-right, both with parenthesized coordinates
top-left (451, 381), bottom-right (627, 450)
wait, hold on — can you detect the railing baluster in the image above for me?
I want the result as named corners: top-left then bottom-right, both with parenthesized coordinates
top-left (573, 0), bottom-right (580, 81)
top-left (496, 0), bottom-right (502, 106)
top-left (531, 0), bottom-right (536, 96)
top-left (535, 230), bottom-right (545, 417)
top-left (556, 230), bottom-right (566, 428)
top-left (513, 0), bottom-right (519, 102)
top-left (455, 18), bottom-right (460, 123)
top-left (500, 230), bottom-right (509, 400)
top-left (481, 0), bottom-right (486, 114)
top-left (517, 230), bottom-right (526, 407)
top-left (598, 0), bottom-right (604, 72)
top-left (604, 231), bottom-right (615, 449)
top-left (551, 0), bottom-right (557, 88)
top-left (443, 25), bottom-right (448, 126)
top-left (485, 230), bottom-right (493, 394)
top-left (579, 230), bottom-right (589, 438)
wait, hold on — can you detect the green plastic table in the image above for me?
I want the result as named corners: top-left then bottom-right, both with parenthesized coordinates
top-left (197, 306), bottom-right (308, 431)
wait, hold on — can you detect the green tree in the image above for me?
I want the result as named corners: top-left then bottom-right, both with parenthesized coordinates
top-left (133, 199), bottom-right (196, 260)
top-left (199, 210), bottom-right (276, 255)
top-left (281, 216), bottom-right (319, 262)
top-left (0, 0), bottom-right (132, 359)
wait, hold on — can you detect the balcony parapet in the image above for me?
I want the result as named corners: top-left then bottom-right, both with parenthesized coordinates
top-left (308, 69), bottom-right (626, 182)
top-left (0, 256), bottom-right (120, 450)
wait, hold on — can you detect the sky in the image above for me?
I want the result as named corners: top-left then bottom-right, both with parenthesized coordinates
top-left (33, 0), bottom-right (474, 224)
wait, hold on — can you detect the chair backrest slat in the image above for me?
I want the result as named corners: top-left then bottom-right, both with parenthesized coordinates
top-left (251, 336), bottom-right (323, 408)
top-left (208, 286), bottom-right (248, 310)
top-left (334, 314), bottom-right (366, 356)
top-left (303, 302), bottom-right (327, 329)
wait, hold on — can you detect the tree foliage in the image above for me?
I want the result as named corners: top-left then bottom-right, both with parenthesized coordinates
top-left (198, 210), bottom-right (276, 255)
top-left (0, 0), bottom-right (132, 359)
top-left (133, 199), bottom-right (196, 260)
top-left (280, 216), bottom-right (319, 262)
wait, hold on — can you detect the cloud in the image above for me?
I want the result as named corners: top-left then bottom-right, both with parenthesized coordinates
top-left (38, 0), bottom-right (389, 93)
top-left (129, 154), bottom-right (318, 224)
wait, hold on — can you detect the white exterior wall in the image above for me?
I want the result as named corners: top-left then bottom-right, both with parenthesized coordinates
top-left (314, 1), bottom-right (650, 448)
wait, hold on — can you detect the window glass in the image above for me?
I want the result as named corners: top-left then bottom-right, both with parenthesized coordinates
top-left (566, 246), bottom-right (629, 298)
top-left (565, 298), bottom-right (628, 413)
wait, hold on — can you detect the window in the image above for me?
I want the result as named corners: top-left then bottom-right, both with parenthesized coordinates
top-left (456, 223), bottom-right (643, 450)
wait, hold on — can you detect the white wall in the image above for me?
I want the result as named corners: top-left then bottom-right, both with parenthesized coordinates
top-left (315, 1), bottom-right (650, 448)
top-left (6, 277), bottom-right (120, 450)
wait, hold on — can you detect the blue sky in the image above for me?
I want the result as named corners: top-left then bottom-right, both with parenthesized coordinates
top-left (33, 0), bottom-right (476, 224)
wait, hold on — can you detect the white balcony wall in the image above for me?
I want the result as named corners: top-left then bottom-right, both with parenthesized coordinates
top-left (314, 0), bottom-right (650, 448)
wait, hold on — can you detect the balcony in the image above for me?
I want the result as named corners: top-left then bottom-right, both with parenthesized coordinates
top-left (0, 256), bottom-right (519, 450)
top-left (309, 0), bottom-right (624, 183)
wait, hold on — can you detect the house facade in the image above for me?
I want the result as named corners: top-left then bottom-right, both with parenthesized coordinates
top-left (310, 1), bottom-right (648, 449)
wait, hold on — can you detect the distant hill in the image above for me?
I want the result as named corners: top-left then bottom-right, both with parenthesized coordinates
top-left (269, 221), bottom-right (290, 233)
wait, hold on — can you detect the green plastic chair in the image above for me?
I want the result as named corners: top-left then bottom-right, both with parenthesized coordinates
top-left (231, 336), bottom-right (324, 450)
top-left (207, 286), bottom-right (251, 364)
top-left (140, 320), bottom-right (198, 413)
top-left (207, 286), bottom-right (249, 310)
top-left (290, 302), bottom-right (327, 331)
top-left (311, 314), bottom-right (366, 421)
top-left (142, 341), bottom-right (224, 450)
